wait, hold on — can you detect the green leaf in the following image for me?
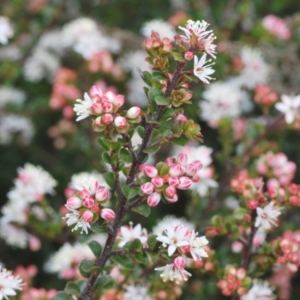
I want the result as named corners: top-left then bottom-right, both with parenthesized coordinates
top-left (136, 126), bottom-right (145, 139)
top-left (64, 282), bottom-right (81, 297)
top-left (156, 162), bottom-right (169, 176)
top-left (123, 186), bottom-right (139, 199)
top-left (148, 88), bottom-right (163, 102)
top-left (233, 208), bottom-right (248, 220)
top-left (98, 137), bottom-right (110, 151)
top-left (141, 71), bottom-right (152, 85)
top-left (127, 238), bottom-right (143, 251)
top-left (88, 240), bottom-right (103, 257)
top-left (119, 149), bottom-right (133, 163)
top-left (147, 234), bottom-right (158, 248)
top-left (110, 255), bottom-right (135, 268)
top-left (134, 253), bottom-right (148, 264)
top-left (101, 152), bottom-right (112, 164)
top-left (161, 108), bottom-right (175, 121)
top-left (154, 95), bottom-right (171, 105)
top-left (172, 51), bottom-right (185, 62)
top-left (211, 215), bottom-right (222, 226)
top-left (152, 70), bottom-right (166, 80)
top-left (103, 172), bottom-right (115, 189)
top-left (171, 136), bottom-right (187, 146)
top-left (79, 260), bottom-right (100, 277)
top-left (54, 292), bottom-right (72, 300)
top-left (144, 144), bottom-right (160, 154)
top-left (90, 222), bottom-right (106, 233)
top-left (131, 203), bottom-right (151, 217)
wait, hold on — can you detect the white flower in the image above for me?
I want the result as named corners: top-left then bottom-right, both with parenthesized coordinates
top-left (0, 267), bottom-right (23, 299)
top-left (44, 242), bottom-right (94, 278)
top-left (0, 16), bottom-right (14, 45)
top-left (141, 19), bottom-right (175, 40)
top-left (123, 285), bottom-right (151, 300)
top-left (64, 210), bottom-right (91, 234)
top-left (179, 20), bottom-right (211, 42)
top-left (255, 202), bottom-right (281, 231)
top-left (275, 94), bottom-right (300, 124)
top-left (156, 225), bottom-right (189, 256)
top-left (0, 86), bottom-right (26, 108)
top-left (69, 172), bottom-right (109, 191)
top-left (236, 47), bottom-right (269, 89)
top-left (199, 82), bottom-right (251, 126)
top-left (0, 113), bottom-right (34, 145)
top-left (193, 54), bottom-right (215, 84)
top-left (153, 215), bottom-right (195, 236)
top-left (73, 92), bottom-right (94, 121)
top-left (241, 280), bottom-right (275, 300)
top-left (118, 223), bottom-right (147, 248)
top-left (0, 222), bottom-right (28, 248)
top-left (189, 234), bottom-right (209, 261)
top-left (155, 257), bottom-right (191, 284)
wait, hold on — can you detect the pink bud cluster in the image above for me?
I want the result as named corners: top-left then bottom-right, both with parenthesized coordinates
top-left (254, 84), bottom-right (278, 107)
top-left (256, 152), bottom-right (297, 186)
top-left (262, 15), bottom-right (291, 40)
top-left (144, 31), bottom-right (173, 53)
top-left (217, 266), bottom-right (249, 297)
top-left (273, 231), bottom-right (300, 272)
top-left (64, 176), bottom-right (114, 234)
top-left (74, 85), bottom-right (141, 133)
top-left (139, 153), bottom-right (203, 207)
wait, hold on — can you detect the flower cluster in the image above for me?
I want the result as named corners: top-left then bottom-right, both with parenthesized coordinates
top-left (272, 231), bottom-right (300, 272)
top-left (155, 223), bottom-right (209, 283)
top-left (217, 266), bottom-right (250, 297)
top-left (241, 280), bottom-right (275, 300)
top-left (139, 152), bottom-right (203, 206)
top-left (64, 174), bottom-right (114, 234)
top-left (0, 164), bottom-right (57, 248)
top-left (256, 151), bottom-right (297, 186)
top-left (262, 14), bottom-right (291, 40)
top-left (0, 16), bottom-right (14, 45)
top-left (44, 242), bottom-right (95, 279)
top-left (0, 267), bottom-right (24, 300)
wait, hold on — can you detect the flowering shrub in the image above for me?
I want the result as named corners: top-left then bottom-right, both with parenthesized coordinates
top-left (1, 1), bottom-right (300, 300)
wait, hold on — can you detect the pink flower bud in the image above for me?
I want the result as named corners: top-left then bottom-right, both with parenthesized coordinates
top-left (177, 153), bottom-right (188, 165)
top-left (101, 113), bottom-right (113, 125)
top-left (101, 101), bottom-right (113, 113)
top-left (66, 197), bottom-right (82, 209)
top-left (168, 176), bottom-right (180, 187)
top-left (147, 192), bottom-right (161, 207)
top-left (95, 188), bottom-right (110, 202)
top-left (290, 196), bottom-right (300, 206)
top-left (144, 165), bottom-right (158, 178)
top-left (247, 199), bottom-right (258, 210)
top-left (101, 208), bottom-right (115, 221)
top-left (91, 102), bottom-right (103, 114)
top-left (169, 163), bottom-right (185, 177)
top-left (184, 51), bottom-right (194, 60)
top-left (165, 194), bottom-right (178, 203)
top-left (127, 106), bottom-right (141, 119)
top-left (114, 116), bottom-right (128, 128)
top-left (165, 186), bottom-right (176, 198)
top-left (108, 92), bottom-right (124, 108)
top-left (82, 210), bottom-right (93, 223)
top-left (29, 236), bottom-right (41, 251)
top-left (177, 176), bottom-right (192, 190)
top-left (151, 176), bottom-right (164, 187)
top-left (175, 114), bottom-right (188, 122)
top-left (90, 85), bottom-right (103, 100)
top-left (165, 157), bottom-right (174, 166)
top-left (192, 160), bottom-right (203, 170)
top-left (174, 256), bottom-right (186, 269)
top-left (82, 196), bottom-right (95, 208)
top-left (141, 182), bottom-right (155, 195)
top-left (185, 163), bottom-right (198, 176)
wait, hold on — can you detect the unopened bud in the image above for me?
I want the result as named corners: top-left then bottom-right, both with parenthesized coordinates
top-left (147, 192), bottom-right (161, 207)
top-left (82, 210), bottom-right (93, 223)
top-left (66, 197), bottom-right (82, 209)
top-left (101, 208), bottom-right (115, 221)
top-left (127, 106), bottom-right (141, 119)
